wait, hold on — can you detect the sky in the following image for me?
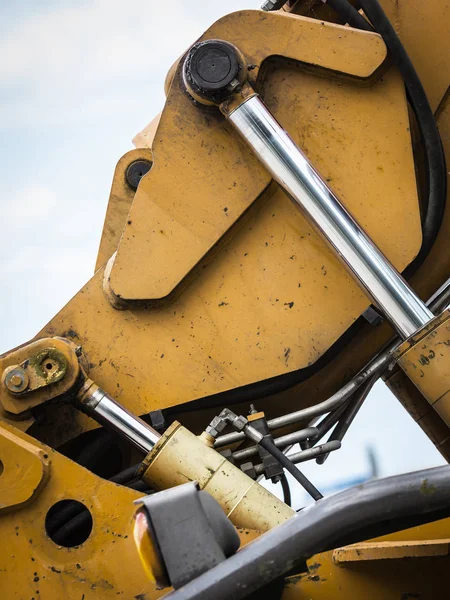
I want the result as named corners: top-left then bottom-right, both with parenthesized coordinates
top-left (0, 0), bottom-right (445, 509)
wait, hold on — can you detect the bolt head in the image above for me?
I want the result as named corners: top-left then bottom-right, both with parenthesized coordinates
top-left (233, 415), bottom-right (248, 431)
top-left (220, 449), bottom-right (235, 464)
top-left (206, 416), bottom-right (227, 438)
top-left (205, 425), bottom-right (220, 438)
top-left (4, 368), bottom-right (29, 393)
top-left (241, 462), bottom-right (256, 480)
top-left (205, 416), bottom-right (227, 439)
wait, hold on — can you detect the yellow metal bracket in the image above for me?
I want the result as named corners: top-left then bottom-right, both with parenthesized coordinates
top-left (27, 5), bottom-right (421, 437)
top-left (95, 147), bottom-right (153, 271)
top-left (0, 419), bottom-right (263, 599)
top-left (333, 539), bottom-right (450, 565)
top-left (107, 10), bottom-right (387, 302)
top-left (0, 426), bottom-right (50, 512)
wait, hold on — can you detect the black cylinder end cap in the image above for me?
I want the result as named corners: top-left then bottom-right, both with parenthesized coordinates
top-left (126, 159), bottom-right (152, 191)
top-left (184, 40), bottom-right (244, 103)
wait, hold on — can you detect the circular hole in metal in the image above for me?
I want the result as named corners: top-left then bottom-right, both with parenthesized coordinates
top-left (0, 460), bottom-right (3, 476)
top-left (46, 362), bottom-right (53, 370)
top-left (45, 499), bottom-right (93, 547)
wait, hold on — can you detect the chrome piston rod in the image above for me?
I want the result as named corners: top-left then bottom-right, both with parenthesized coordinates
top-left (227, 95), bottom-right (433, 340)
top-left (80, 384), bottom-right (160, 454)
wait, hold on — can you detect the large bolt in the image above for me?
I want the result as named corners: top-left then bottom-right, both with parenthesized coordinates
top-left (126, 159), bottom-right (152, 191)
top-left (4, 368), bottom-right (29, 394)
top-left (183, 39), bottom-right (246, 105)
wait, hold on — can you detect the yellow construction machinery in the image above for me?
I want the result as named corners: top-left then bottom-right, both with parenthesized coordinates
top-left (1, 0), bottom-right (450, 598)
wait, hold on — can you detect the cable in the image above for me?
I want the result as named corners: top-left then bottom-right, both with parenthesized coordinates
top-left (45, 501), bottom-right (86, 537)
top-left (75, 430), bottom-right (116, 468)
top-left (258, 436), bottom-right (323, 501)
top-left (215, 345), bottom-right (394, 448)
top-left (51, 511), bottom-right (92, 547)
top-left (327, 374), bottom-right (376, 444)
top-left (323, 0), bottom-right (373, 31)
top-left (253, 440), bottom-right (341, 476)
top-left (110, 463), bottom-right (140, 484)
top-left (279, 473), bottom-right (292, 507)
top-left (230, 426), bottom-right (318, 461)
top-left (320, 0), bottom-right (446, 273)
top-left (127, 479), bottom-right (151, 492)
top-left (357, 0), bottom-right (447, 271)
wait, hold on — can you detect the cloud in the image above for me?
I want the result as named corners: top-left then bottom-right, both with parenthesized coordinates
top-left (0, 0), bottom-right (260, 128)
top-left (0, 1), bottom-right (192, 84)
top-left (1, 242), bottom-right (93, 278)
top-left (0, 0), bottom-right (260, 352)
top-left (0, 184), bottom-right (57, 221)
top-left (0, 242), bottom-right (95, 353)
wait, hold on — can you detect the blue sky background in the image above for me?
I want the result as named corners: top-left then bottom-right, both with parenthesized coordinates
top-left (0, 1), bottom-right (445, 509)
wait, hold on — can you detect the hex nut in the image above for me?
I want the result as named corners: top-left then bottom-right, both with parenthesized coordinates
top-left (241, 462), bottom-right (256, 480)
top-left (232, 415), bottom-right (248, 431)
top-left (220, 449), bottom-right (235, 465)
top-left (206, 416), bottom-right (228, 438)
top-left (205, 425), bottom-right (221, 438)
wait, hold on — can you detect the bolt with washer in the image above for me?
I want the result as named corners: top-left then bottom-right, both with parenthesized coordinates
top-left (4, 368), bottom-right (29, 394)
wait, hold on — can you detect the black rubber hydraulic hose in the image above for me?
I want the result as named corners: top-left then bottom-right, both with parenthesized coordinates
top-left (164, 465), bottom-right (450, 600)
top-left (50, 463), bottom-right (146, 544)
top-left (279, 473), bottom-right (292, 507)
top-left (358, 0), bottom-right (447, 271)
top-left (324, 0), bottom-right (373, 31)
top-left (258, 436), bottom-right (323, 500)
